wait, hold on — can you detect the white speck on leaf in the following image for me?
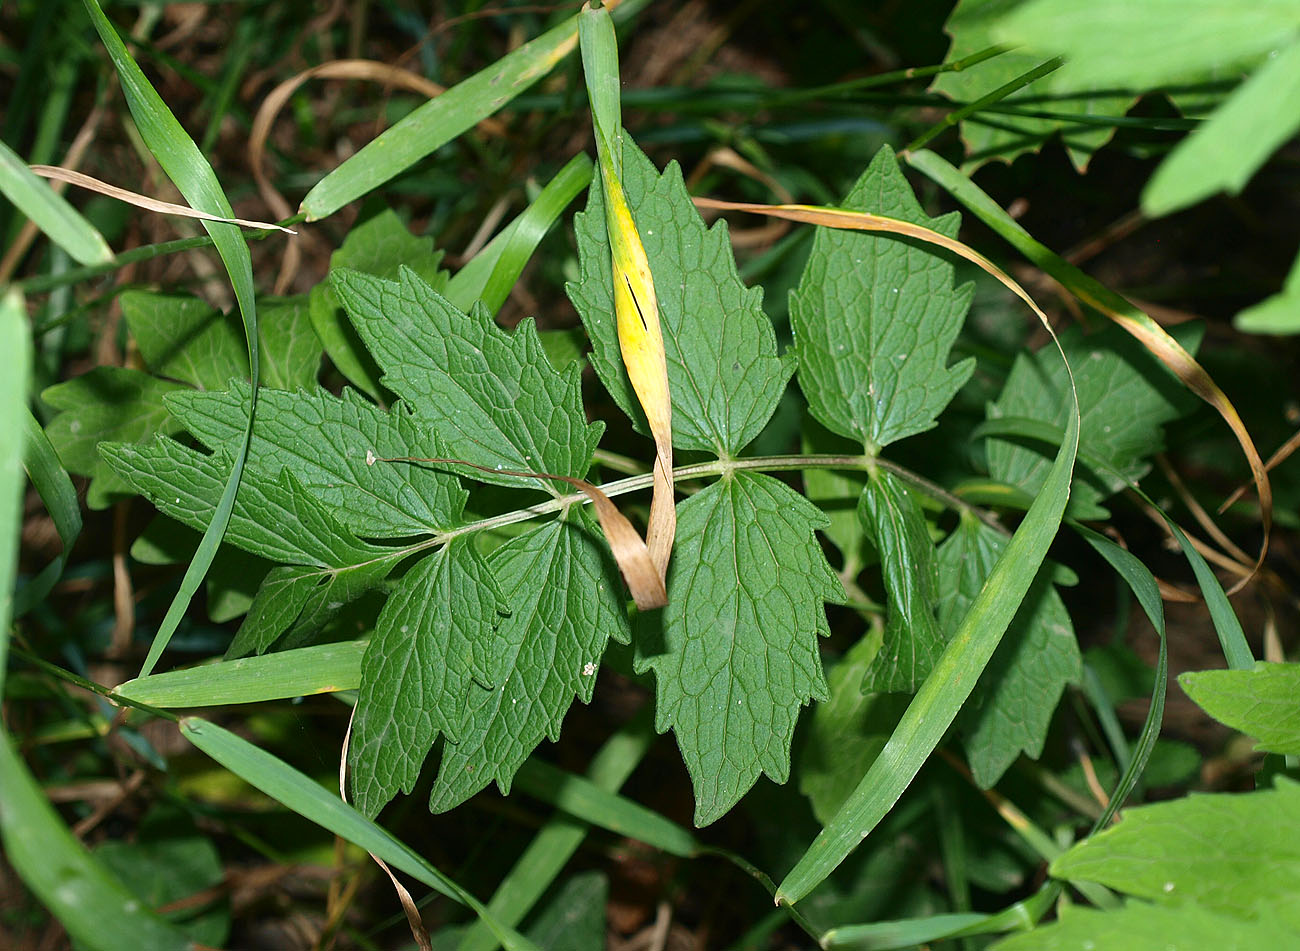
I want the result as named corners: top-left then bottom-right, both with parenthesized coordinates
top-left (365, 449), bottom-right (376, 466)
top-left (582, 662), bottom-right (596, 676)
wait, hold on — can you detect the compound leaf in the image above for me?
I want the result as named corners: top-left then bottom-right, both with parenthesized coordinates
top-left (790, 146), bottom-right (974, 452)
top-left (568, 139), bottom-right (794, 457)
top-left (635, 472), bottom-right (842, 825)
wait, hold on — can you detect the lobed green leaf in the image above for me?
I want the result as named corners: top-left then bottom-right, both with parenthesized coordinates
top-left (1179, 663), bottom-right (1300, 756)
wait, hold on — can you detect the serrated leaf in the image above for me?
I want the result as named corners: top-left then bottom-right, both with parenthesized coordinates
top-left (121, 291), bottom-right (246, 390)
top-left (937, 516), bottom-right (1080, 787)
top-left (101, 438), bottom-right (386, 567)
top-left (229, 565), bottom-right (321, 657)
top-left (930, 0), bottom-right (1137, 170)
top-left (790, 146), bottom-right (975, 452)
top-left (568, 140), bottom-right (794, 456)
top-left (993, 901), bottom-right (1298, 951)
top-left (430, 510), bottom-right (631, 812)
top-left (168, 380), bottom-right (466, 537)
top-left (635, 472), bottom-right (841, 825)
top-left (987, 323), bottom-right (1200, 518)
top-left (350, 539), bottom-right (509, 818)
top-left (858, 468), bottom-right (944, 693)
top-left (43, 367), bottom-right (189, 509)
top-left (1179, 663), bottom-right (1300, 756)
top-left (1050, 779), bottom-right (1300, 932)
top-left (335, 267), bottom-right (602, 490)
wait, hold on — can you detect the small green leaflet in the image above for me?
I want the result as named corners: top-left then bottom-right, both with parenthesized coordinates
top-left (635, 472), bottom-right (843, 826)
top-left (930, 0), bottom-right (1136, 170)
top-left (121, 291), bottom-right (246, 391)
top-left (430, 511), bottom-right (631, 813)
top-left (1048, 779), bottom-right (1300, 935)
top-left (789, 145), bottom-right (974, 453)
top-left (349, 538), bottom-right (509, 818)
top-left (334, 267), bottom-right (602, 491)
top-left (1179, 663), bottom-right (1300, 756)
top-left (568, 139), bottom-right (795, 457)
top-left (986, 322), bottom-right (1200, 518)
top-left (858, 468), bottom-right (944, 693)
top-left (937, 515), bottom-right (1080, 788)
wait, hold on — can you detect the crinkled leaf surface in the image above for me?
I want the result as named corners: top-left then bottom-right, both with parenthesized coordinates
top-left (987, 323), bottom-right (1199, 518)
top-left (335, 267), bottom-right (602, 490)
top-left (635, 472), bottom-right (842, 825)
top-left (430, 510), bottom-right (631, 812)
top-left (1180, 663), bottom-right (1300, 756)
top-left (994, 901), bottom-right (1298, 951)
top-left (930, 0), bottom-right (1137, 170)
top-left (858, 468), bottom-right (944, 693)
top-left (1051, 779), bottom-right (1300, 931)
top-left (937, 516), bottom-right (1080, 787)
top-left (350, 539), bottom-right (509, 818)
top-left (168, 380), bottom-right (465, 538)
top-left (43, 368), bottom-right (188, 509)
top-left (568, 139), bottom-right (794, 456)
top-left (789, 146), bottom-right (975, 451)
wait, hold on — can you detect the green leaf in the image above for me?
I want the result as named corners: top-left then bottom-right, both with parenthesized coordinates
top-left (0, 138), bottom-right (113, 265)
top-left (930, 1), bottom-right (1136, 169)
top-left (257, 296), bottom-right (322, 390)
top-left (798, 635), bottom-right (909, 825)
top-left (1, 287), bottom-right (32, 686)
top-left (1144, 40), bottom-right (1300, 216)
top-left (994, 0), bottom-right (1300, 90)
top-left (308, 209), bottom-right (448, 399)
top-left (635, 472), bottom-right (841, 825)
top-left (993, 901), bottom-right (1298, 951)
top-left (937, 516), bottom-right (1080, 788)
top-left (1049, 779), bottom-right (1300, 932)
top-left (121, 291), bottom-right (246, 390)
top-left (167, 380), bottom-right (466, 538)
top-left (430, 510), bottom-right (631, 812)
top-left (568, 139), bottom-right (795, 456)
top-left (1236, 246), bottom-right (1300, 334)
top-left (524, 872), bottom-right (607, 951)
top-left (15, 408), bottom-right (83, 617)
top-left (335, 267), bottom-right (602, 490)
top-left (800, 421), bottom-right (872, 577)
top-left (986, 323), bottom-right (1199, 518)
top-left (1180, 663), bottom-right (1300, 755)
top-left (43, 367), bottom-right (189, 509)
top-left (859, 468), bottom-right (944, 692)
top-left (350, 539), bottom-right (508, 817)
top-left (790, 146), bottom-right (974, 451)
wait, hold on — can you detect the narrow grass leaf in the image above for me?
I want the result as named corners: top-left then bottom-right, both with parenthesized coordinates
top-left (301, 15), bottom-right (584, 220)
top-left (906, 148), bottom-right (1270, 594)
top-left (15, 407), bottom-right (82, 616)
top-left (0, 140), bottom-right (113, 264)
top-left (178, 717), bottom-right (540, 951)
top-left (0, 289), bottom-right (33, 688)
top-left (81, 0), bottom-right (262, 678)
top-left (114, 640), bottom-right (366, 707)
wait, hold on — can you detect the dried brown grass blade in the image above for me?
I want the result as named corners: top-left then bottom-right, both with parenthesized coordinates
top-left (28, 165), bottom-right (294, 233)
top-left (377, 456), bottom-right (667, 611)
top-left (1221, 425), bottom-right (1300, 511)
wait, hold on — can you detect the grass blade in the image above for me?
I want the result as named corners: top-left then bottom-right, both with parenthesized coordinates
top-left (0, 288), bottom-right (33, 688)
top-left (0, 140), bottom-right (113, 266)
top-left (178, 716), bottom-right (539, 951)
top-left (15, 407), bottom-right (83, 617)
top-left (81, 0), bottom-right (262, 678)
top-left (115, 640), bottom-right (366, 707)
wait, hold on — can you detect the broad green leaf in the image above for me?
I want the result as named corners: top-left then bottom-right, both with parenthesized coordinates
top-left (335, 268), bottom-right (602, 491)
top-left (43, 367), bottom-right (188, 509)
top-left (790, 146), bottom-right (974, 451)
top-left (0, 138), bottom-right (113, 264)
top-left (568, 140), bottom-right (795, 456)
top-left (1049, 779), bottom-right (1300, 931)
top-left (994, 0), bottom-right (1300, 90)
top-left (635, 472), bottom-right (842, 825)
top-left (937, 516), bottom-right (1080, 788)
top-left (430, 510), bottom-right (631, 812)
top-left (168, 380), bottom-right (466, 537)
top-left (350, 540), bottom-right (508, 817)
top-left (1144, 40), bottom-right (1300, 216)
top-left (798, 635), bottom-right (908, 825)
top-left (308, 208), bottom-right (448, 399)
top-left (986, 323), bottom-right (1199, 518)
top-left (116, 640), bottom-right (366, 707)
top-left (121, 291), bottom-right (246, 390)
top-left (1180, 663), bottom-right (1300, 755)
top-left (930, 0), bottom-right (1135, 169)
top-left (257, 296), bottom-right (322, 390)
top-left (859, 468), bottom-right (944, 692)
top-left (178, 717), bottom-right (540, 951)
top-left (994, 901), bottom-right (1297, 951)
